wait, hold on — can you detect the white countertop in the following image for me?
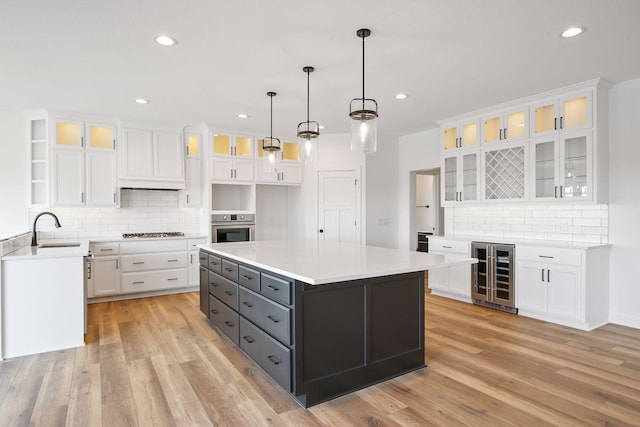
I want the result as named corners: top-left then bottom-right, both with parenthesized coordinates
top-left (199, 240), bottom-right (477, 285)
top-left (2, 239), bottom-right (90, 260)
top-left (430, 234), bottom-right (610, 250)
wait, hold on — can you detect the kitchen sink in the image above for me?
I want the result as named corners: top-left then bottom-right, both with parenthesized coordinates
top-left (38, 242), bottom-right (81, 248)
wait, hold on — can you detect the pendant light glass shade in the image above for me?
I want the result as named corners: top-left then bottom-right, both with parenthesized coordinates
top-left (297, 66), bottom-right (319, 164)
top-left (349, 28), bottom-right (378, 154)
top-left (263, 91), bottom-right (281, 172)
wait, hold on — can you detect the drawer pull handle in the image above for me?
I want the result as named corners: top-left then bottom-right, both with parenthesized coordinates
top-left (242, 336), bottom-right (255, 343)
top-left (224, 321), bottom-right (234, 327)
top-left (133, 281), bottom-right (144, 284)
top-left (133, 261), bottom-right (145, 265)
top-left (243, 302), bottom-right (253, 308)
top-left (442, 245), bottom-right (452, 249)
top-left (538, 255), bottom-right (554, 259)
top-left (224, 290), bottom-right (233, 296)
top-left (100, 248), bottom-right (113, 252)
top-left (267, 355), bottom-right (281, 365)
top-left (210, 261), bottom-right (219, 265)
top-left (212, 309), bottom-right (220, 314)
top-left (168, 259), bottom-right (178, 262)
top-left (168, 278), bottom-right (178, 281)
top-left (266, 285), bottom-right (279, 291)
top-left (210, 282), bottom-right (218, 287)
top-left (267, 315), bottom-right (279, 323)
top-left (224, 267), bottom-right (234, 272)
top-left (242, 275), bottom-right (252, 280)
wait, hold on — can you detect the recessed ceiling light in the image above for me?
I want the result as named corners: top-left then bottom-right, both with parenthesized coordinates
top-left (561, 27), bottom-right (585, 38)
top-left (135, 98), bottom-right (149, 104)
top-left (395, 93), bottom-right (408, 100)
top-left (237, 113), bottom-right (249, 119)
top-left (155, 35), bottom-right (177, 46)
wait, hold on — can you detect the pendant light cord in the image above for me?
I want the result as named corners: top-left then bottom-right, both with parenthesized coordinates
top-left (362, 32), bottom-right (366, 110)
top-left (306, 69), bottom-right (310, 132)
top-left (270, 93), bottom-right (273, 139)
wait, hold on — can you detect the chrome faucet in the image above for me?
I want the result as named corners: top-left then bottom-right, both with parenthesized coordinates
top-left (31, 211), bottom-right (62, 246)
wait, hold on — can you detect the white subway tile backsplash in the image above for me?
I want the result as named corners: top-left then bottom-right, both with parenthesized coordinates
top-left (29, 189), bottom-right (201, 239)
top-left (451, 203), bottom-right (608, 244)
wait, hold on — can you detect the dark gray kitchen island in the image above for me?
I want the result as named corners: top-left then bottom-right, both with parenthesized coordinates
top-left (198, 240), bottom-right (475, 407)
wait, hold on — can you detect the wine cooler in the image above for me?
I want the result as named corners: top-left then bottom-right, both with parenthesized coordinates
top-left (471, 242), bottom-right (517, 313)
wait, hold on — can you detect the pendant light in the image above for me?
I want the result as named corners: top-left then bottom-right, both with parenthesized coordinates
top-left (349, 28), bottom-right (378, 154)
top-left (263, 91), bottom-right (281, 172)
top-left (297, 66), bottom-right (319, 164)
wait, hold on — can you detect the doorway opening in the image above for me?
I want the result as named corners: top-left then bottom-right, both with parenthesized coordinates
top-left (410, 168), bottom-right (443, 251)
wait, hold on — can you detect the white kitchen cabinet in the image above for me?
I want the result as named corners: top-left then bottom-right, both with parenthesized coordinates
top-left (481, 105), bottom-right (529, 144)
top-left (442, 151), bottom-right (479, 205)
top-left (441, 118), bottom-right (480, 151)
top-left (531, 90), bottom-right (592, 137)
top-left (428, 237), bottom-right (471, 302)
top-left (87, 242), bottom-right (121, 298)
top-left (210, 156), bottom-right (254, 181)
top-left (188, 238), bottom-right (207, 287)
top-left (481, 140), bottom-right (528, 202)
top-left (181, 129), bottom-right (203, 206)
top-left (120, 127), bottom-right (185, 189)
top-left (530, 130), bottom-right (593, 202)
top-left (51, 118), bottom-right (117, 207)
top-left (255, 140), bottom-right (302, 184)
top-left (120, 239), bottom-right (189, 295)
top-left (516, 244), bottom-right (609, 330)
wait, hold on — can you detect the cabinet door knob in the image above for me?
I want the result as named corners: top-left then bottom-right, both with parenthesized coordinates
top-left (319, 229), bottom-right (324, 233)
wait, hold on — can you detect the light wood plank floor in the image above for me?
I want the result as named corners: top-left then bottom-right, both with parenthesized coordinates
top-left (1, 291), bottom-right (639, 426)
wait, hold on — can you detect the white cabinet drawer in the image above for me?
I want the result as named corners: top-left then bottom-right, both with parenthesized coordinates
top-left (120, 252), bottom-right (187, 272)
top-left (517, 245), bottom-right (582, 266)
top-left (429, 238), bottom-right (470, 255)
top-left (188, 238), bottom-right (207, 251)
top-left (121, 269), bottom-right (187, 293)
top-left (120, 239), bottom-right (187, 254)
top-left (90, 242), bottom-right (120, 256)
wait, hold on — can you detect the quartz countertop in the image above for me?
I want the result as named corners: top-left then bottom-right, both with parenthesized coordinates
top-left (199, 240), bottom-right (477, 285)
top-left (430, 234), bottom-right (610, 250)
top-left (1, 239), bottom-right (90, 260)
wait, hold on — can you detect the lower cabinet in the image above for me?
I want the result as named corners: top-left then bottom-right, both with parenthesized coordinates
top-left (199, 249), bottom-right (425, 407)
top-left (428, 237), bottom-right (472, 302)
top-left (87, 242), bottom-right (121, 298)
top-left (516, 244), bottom-right (609, 330)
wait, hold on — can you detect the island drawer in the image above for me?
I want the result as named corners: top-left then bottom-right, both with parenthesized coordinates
top-left (208, 254), bottom-right (222, 273)
top-left (239, 317), bottom-right (291, 391)
top-left (239, 288), bottom-right (291, 346)
top-left (209, 296), bottom-right (239, 345)
top-left (121, 269), bottom-right (187, 294)
top-left (260, 273), bottom-right (293, 305)
top-left (120, 252), bottom-right (187, 272)
top-left (209, 272), bottom-right (239, 310)
top-left (221, 259), bottom-right (239, 282)
top-left (239, 265), bottom-right (260, 292)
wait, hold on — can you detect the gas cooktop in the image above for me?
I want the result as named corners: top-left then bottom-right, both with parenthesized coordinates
top-left (122, 232), bottom-right (185, 239)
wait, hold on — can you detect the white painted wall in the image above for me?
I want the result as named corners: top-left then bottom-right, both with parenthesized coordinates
top-left (609, 77), bottom-right (640, 329)
top-left (364, 134), bottom-right (399, 248)
top-left (0, 110), bottom-right (28, 239)
top-left (397, 129), bottom-right (440, 250)
top-left (301, 133), bottom-right (366, 241)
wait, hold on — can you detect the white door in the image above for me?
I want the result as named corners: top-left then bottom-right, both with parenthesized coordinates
top-left (53, 149), bottom-right (84, 206)
top-left (318, 170), bottom-right (360, 243)
top-left (154, 131), bottom-right (184, 179)
top-left (122, 128), bottom-right (153, 178)
top-left (89, 256), bottom-right (120, 297)
top-left (86, 151), bottom-right (116, 206)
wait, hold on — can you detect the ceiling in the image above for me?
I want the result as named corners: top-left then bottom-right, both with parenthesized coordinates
top-left (2, 0), bottom-right (640, 143)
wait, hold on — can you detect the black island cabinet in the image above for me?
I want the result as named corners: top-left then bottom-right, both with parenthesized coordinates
top-left (199, 248), bottom-right (425, 407)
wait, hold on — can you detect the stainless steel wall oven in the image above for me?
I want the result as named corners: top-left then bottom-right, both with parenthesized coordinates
top-left (211, 214), bottom-right (255, 243)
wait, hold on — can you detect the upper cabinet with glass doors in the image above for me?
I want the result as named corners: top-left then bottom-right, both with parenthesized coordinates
top-left (211, 133), bottom-right (254, 158)
top-left (481, 105), bottom-right (528, 144)
top-left (442, 151), bottom-right (480, 206)
top-left (531, 91), bottom-right (592, 137)
top-left (442, 118), bottom-right (479, 151)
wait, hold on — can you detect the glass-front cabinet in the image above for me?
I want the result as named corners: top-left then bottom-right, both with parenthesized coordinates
top-left (531, 91), bottom-right (592, 137)
top-left (530, 131), bottom-right (592, 201)
top-left (211, 133), bottom-right (254, 158)
top-left (442, 118), bottom-right (479, 151)
top-left (442, 152), bottom-right (479, 205)
top-left (482, 105), bottom-right (528, 144)
top-left (255, 140), bottom-right (302, 184)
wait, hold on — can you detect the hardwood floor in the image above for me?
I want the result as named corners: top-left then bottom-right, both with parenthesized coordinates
top-left (1, 291), bottom-right (640, 426)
